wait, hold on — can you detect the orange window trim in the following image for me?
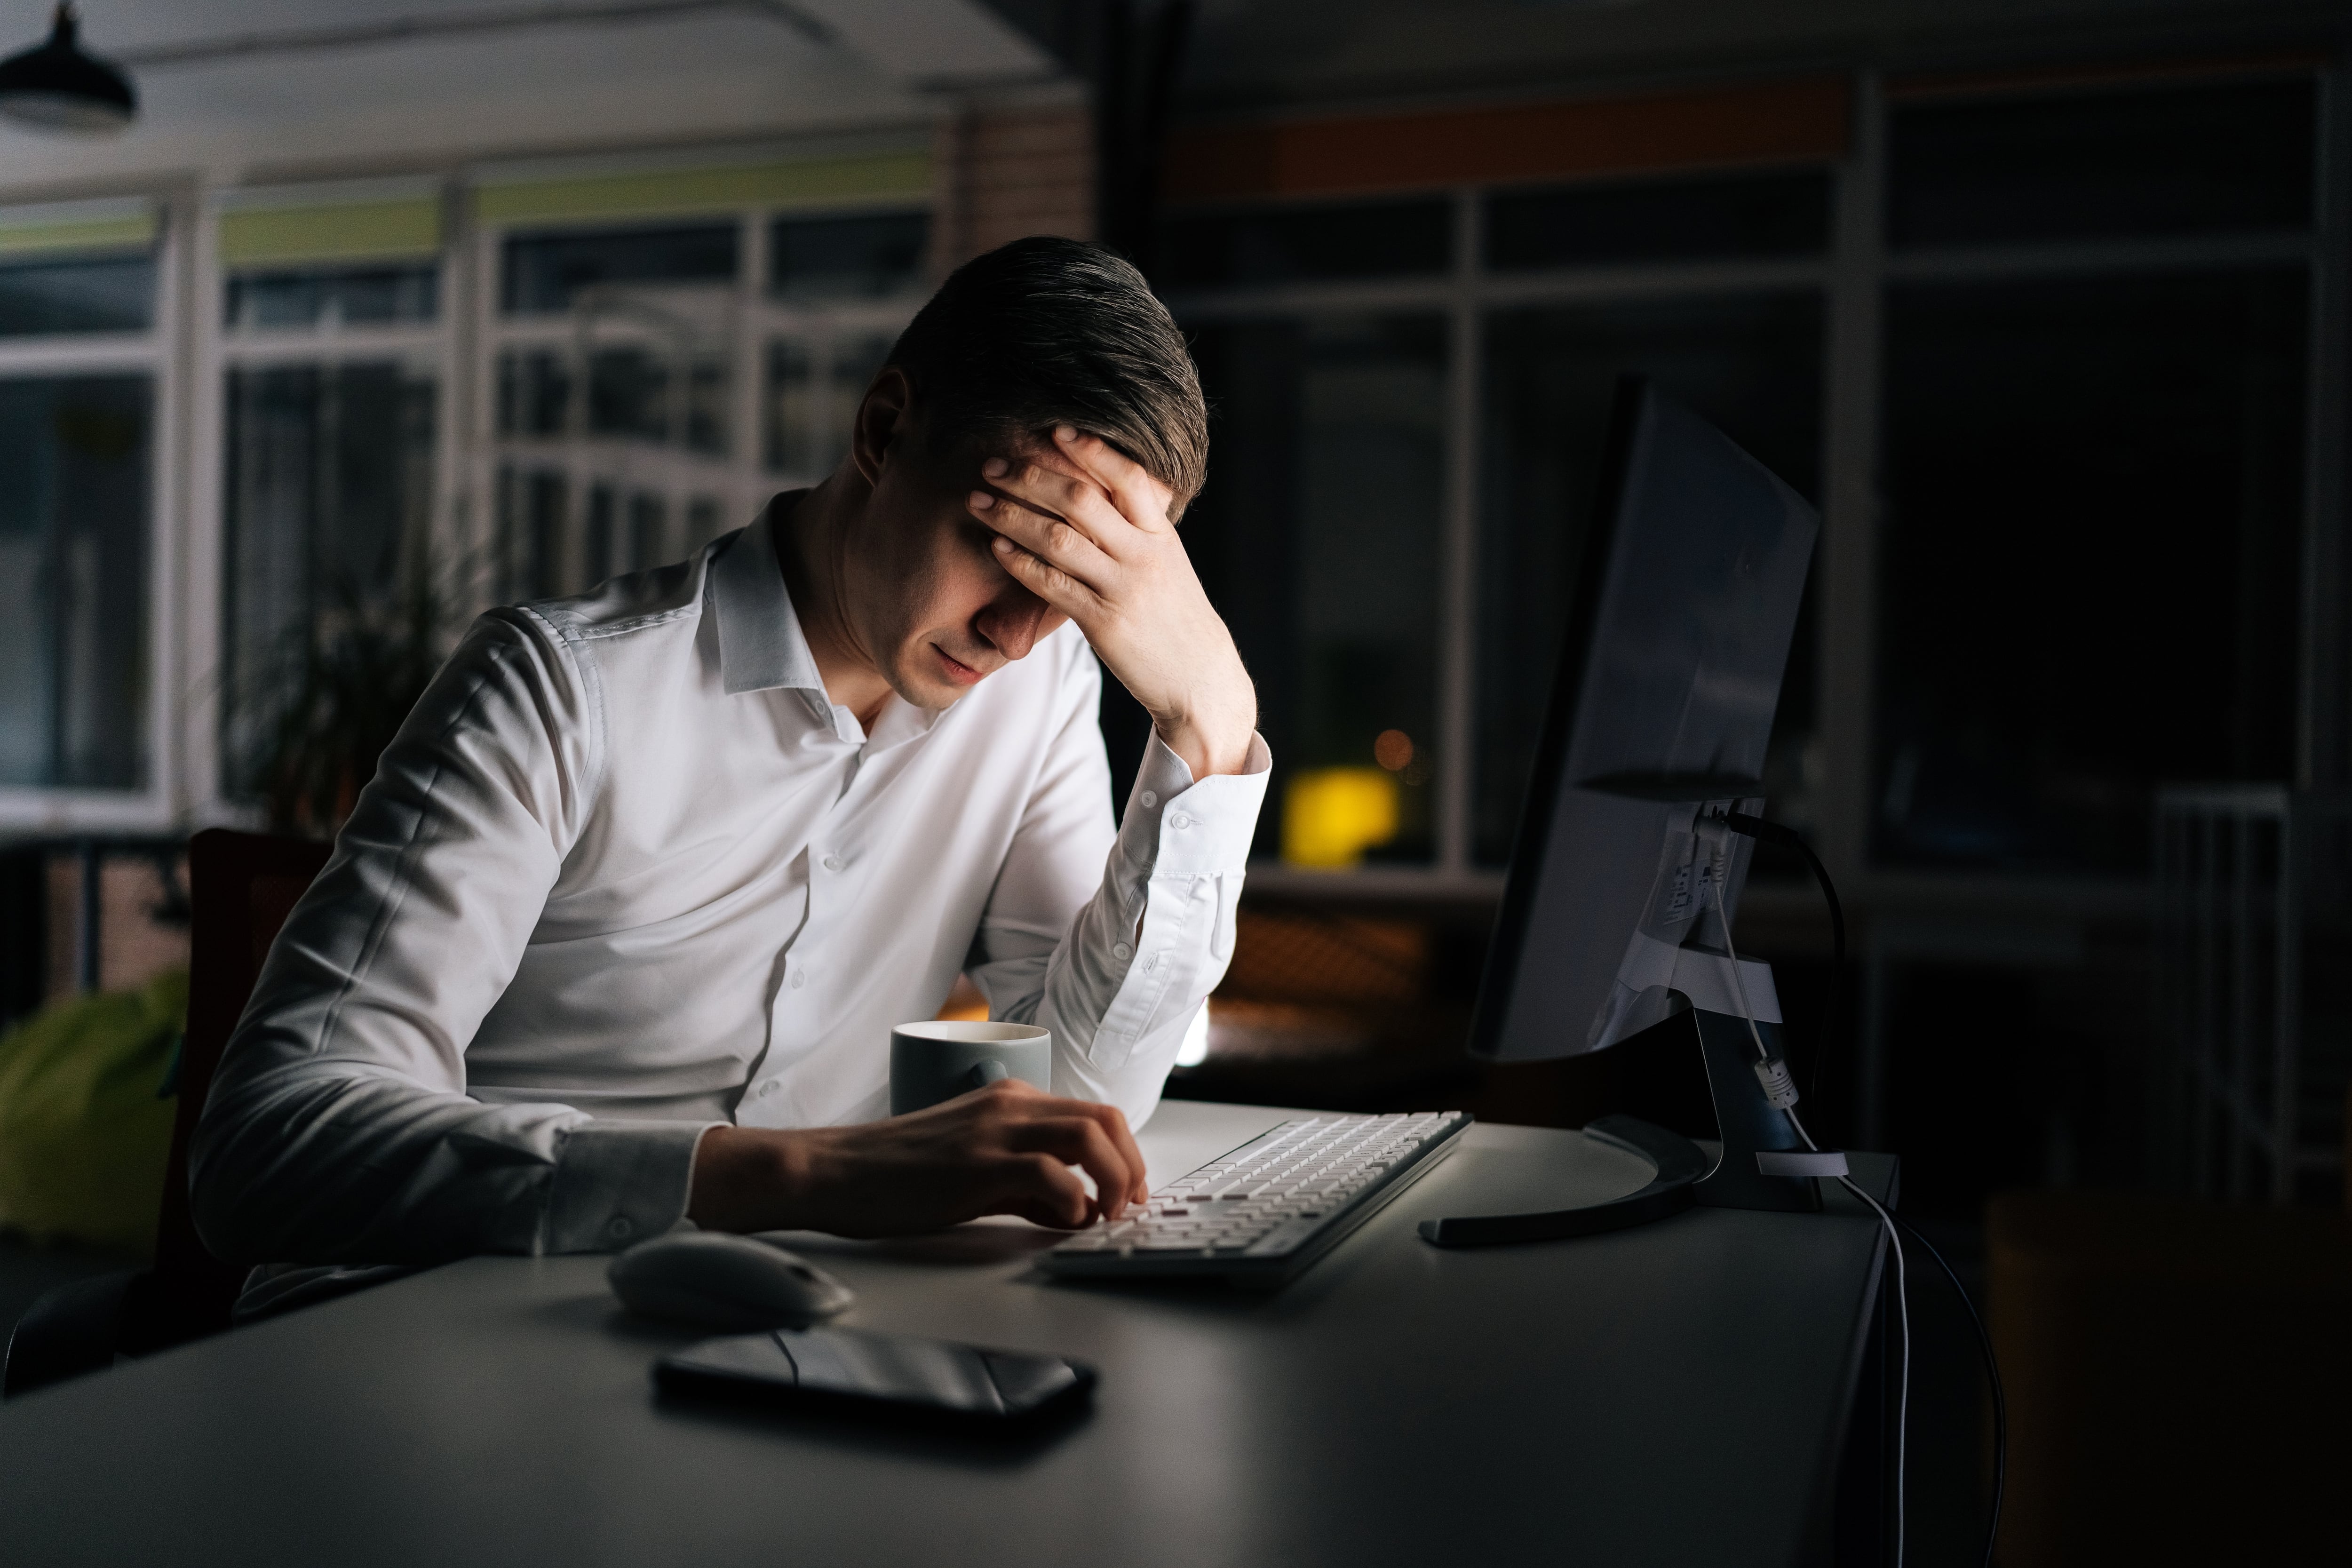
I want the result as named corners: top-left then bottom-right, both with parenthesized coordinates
top-left (1164, 76), bottom-right (1850, 204)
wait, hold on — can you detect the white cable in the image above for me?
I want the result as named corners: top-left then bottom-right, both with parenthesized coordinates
top-left (1706, 817), bottom-right (1907, 1565)
top-left (1835, 1165), bottom-right (1908, 1568)
top-left (1705, 836), bottom-right (1775, 1067)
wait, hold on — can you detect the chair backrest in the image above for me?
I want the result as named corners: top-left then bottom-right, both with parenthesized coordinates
top-left (135, 828), bottom-right (332, 1352)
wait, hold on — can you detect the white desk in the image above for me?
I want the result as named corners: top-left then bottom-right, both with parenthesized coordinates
top-left (0, 1101), bottom-right (1891, 1567)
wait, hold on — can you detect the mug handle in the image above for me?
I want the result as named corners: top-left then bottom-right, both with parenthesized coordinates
top-left (962, 1059), bottom-right (1011, 1091)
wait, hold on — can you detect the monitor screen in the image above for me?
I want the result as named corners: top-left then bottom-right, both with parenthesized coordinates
top-left (1469, 379), bottom-right (1818, 1063)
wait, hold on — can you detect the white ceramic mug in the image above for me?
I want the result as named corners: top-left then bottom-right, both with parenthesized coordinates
top-left (889, 1020), bottom-right (1051, 1116)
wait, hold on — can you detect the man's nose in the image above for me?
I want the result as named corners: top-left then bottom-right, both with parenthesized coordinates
top-left (975, 584), bottom-right (1049, 662)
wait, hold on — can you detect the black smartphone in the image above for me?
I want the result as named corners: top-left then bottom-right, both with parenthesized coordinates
top-left (655, 1326), bottom-right (1097, 1425)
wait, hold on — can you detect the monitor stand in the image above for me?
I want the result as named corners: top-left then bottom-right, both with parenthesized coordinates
top-left (1419, 1006), bottom-right (1821, 1248)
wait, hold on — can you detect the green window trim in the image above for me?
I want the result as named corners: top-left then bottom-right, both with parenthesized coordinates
top-left (475, 151), bottom-right (931, 227)
top-left (218, 199), bottom-right (443, 269)
top-left (0, 204), bottom-right (156, 261)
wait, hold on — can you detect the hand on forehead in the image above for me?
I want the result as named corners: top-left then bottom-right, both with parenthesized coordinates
top-left (980, 425), bottom-right (1176, 527)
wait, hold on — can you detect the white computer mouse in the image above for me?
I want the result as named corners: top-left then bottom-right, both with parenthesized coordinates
top-left (608, 1231), bottom-right (856, 1331)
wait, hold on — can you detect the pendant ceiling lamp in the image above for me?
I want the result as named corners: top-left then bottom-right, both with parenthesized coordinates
top-left (0, 4), bottom-right (135, 134)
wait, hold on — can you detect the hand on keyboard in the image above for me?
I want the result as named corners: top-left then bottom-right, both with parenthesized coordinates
top-left (689, 1078), bottom-right (1152, 1236)
top-left (1045, 1111), bottom-right (1471, 1281)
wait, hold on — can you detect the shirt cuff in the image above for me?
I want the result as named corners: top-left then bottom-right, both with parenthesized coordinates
top-left (1117, 731), bottom-right (1272, 877)
top-left (544, 1119), bottom-right (720, 1253)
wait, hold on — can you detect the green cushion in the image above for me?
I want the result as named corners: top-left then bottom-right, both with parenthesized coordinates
top-left (0, 969), bottom-right (187, 1254)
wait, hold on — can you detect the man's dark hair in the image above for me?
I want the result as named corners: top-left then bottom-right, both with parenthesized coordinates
top-left (887, 236), bottom-right (1209, 517)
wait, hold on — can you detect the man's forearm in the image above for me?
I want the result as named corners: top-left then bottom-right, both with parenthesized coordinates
top-left (685, 1125), bottom-right (807, 1232)
top-left (686, 1083), bottom-right (1148, 1236)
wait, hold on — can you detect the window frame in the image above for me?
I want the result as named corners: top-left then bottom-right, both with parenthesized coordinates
top-left (1162, 64), bottom-right (2349, 913)
top-left (208, 249), bottom-right (453, 808)
top-left (469, 204), bottom-right (931, 611)
top-left (0, 202), bottom-right (183, 829)
top-left (1161, 187), bottom-right (1836, 899)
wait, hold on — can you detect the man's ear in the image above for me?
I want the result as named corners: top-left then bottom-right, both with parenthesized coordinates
top-left (851, 366), bottom-right (914, 488)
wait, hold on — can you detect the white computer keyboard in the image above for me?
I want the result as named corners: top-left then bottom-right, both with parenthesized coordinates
top-left (1039, 1110), bottom-right (1474, 1286)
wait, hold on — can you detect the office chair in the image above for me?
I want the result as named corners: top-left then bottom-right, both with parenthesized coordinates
top-left (2, 829), bottom-right (331, 1398)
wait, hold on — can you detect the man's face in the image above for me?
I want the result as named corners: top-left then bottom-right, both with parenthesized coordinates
top-left (838, 410), bottom-right (1069, 712)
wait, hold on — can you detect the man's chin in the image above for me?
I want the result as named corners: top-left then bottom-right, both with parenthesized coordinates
top-left (887, 663), bottom-right (979, 713)
top-left (915, 641), bottom-right (995, 695)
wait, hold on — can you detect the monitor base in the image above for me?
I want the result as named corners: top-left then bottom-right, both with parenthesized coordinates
top-left (1416, 1114), bottom-right (1707, 1246)
top-left (1419, 1006), bottom-right (1821, 1248)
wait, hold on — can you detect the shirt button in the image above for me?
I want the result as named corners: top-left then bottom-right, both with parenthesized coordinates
top-left (821, 854), bottom-right (843, 872)
top-left (1140, 790), bottom-right (1158, 808)
top-left (606, 1216), bottom-right (634, 1241)
top-left (1169, 812), bottom-right (1193, 831)
top-left (790, 971), bottom-right (807, 990)
top-left (758, 1081), bottom-right (779, 1098)
top-left (1112, 942), bottom-right (1133, 961)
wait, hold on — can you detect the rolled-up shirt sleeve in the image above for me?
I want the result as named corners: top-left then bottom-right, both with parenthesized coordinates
top-left (968, 649), bottom-right (1271, 1130)
top-left (189, 610), bottom-right (715, 1266)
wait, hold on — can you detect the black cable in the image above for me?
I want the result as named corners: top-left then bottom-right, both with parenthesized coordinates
top-left (1891, 1213), bottom-right (2007, 1568)
top-left (1724, 812), bottom-right (1845, 1101)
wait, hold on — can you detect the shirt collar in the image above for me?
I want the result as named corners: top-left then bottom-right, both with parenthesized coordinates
top-left (709, 493), bottom-right (950, 752)
top-left (711, 494), bottom-right (826, 698)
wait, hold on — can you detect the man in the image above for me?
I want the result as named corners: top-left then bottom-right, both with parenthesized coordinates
top-left (191, 238), bottom-right (1266, 1275)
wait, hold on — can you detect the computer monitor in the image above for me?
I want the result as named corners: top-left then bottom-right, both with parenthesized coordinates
top-left (1423, 379), bottom-right (1824, 1247)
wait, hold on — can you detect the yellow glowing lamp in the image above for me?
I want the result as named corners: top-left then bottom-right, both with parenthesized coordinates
top-left (1281, 767), bottom-right (1401, 869)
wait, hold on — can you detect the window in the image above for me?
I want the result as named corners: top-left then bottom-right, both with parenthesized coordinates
top-left (1169, 72), bottom-right (2338, 889)
top-left (765, 329), bottom-right (893, 479)
top-left (1485, 171), bottom-right (1832, 270)
top-left (588, 346), bottom-right (673, 442)
top-left (217, 213), bottom-right (447, 804)
top-left (1875, 271), bottom-right (2304, 870)
top-left (220, 363), bottom-right (438, 792)
top-left (1160, 199), bottom-right (1453, 287)
top-left (1174, 169), bottom-right (1831, 876)
top-left (501, 224), bottom-right (739, 314)
top-left (491, 275), bottom-right (742, 596)
top-left (0, 376), bottom-right (152, 787)
top-left (1888, 78), bottom-right (2315, 247)
top-left (0, 216), bottom-right (159, 801)
top-left (0, 254), bottom-right (153, 336)
top-left (1476, 294), bottom-right (1824, 864)
top-left (485, 199), bottom-right (921, 603)
top-left (498, 350), bottom-right (571, 438)
top-left (770, 211), bottom-right (930, 299)
top-left (497, 468), bottom-right (568, 603)
top-left (1873, 75), bottom-right (2320, 874)
top-left (1187, 315), bottom-right (1449, 867)
top-left (224, 264), bottom-right (437, 330)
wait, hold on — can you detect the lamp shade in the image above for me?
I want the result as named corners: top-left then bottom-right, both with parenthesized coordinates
top-left (0, 5), bottom-right (135, 133)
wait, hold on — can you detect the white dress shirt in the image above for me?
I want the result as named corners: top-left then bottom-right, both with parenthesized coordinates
top-left (191, 501), bottom-right (1270, 1266)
